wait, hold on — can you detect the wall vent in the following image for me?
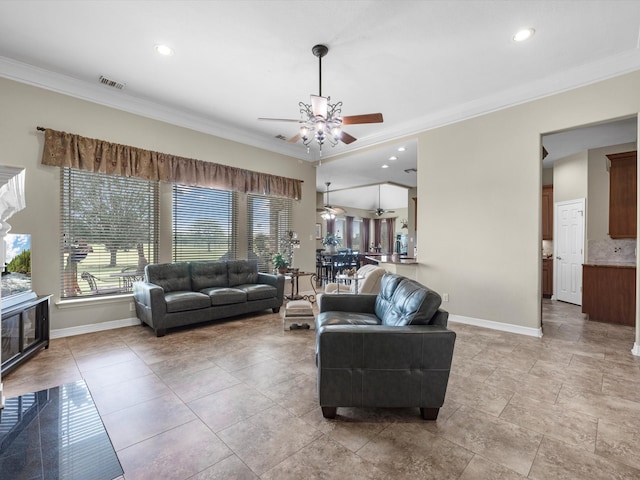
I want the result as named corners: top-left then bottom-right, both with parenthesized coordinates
top-left (404, 168), bottom-right (417, 174)
top-left (98, 75), bottom-right (126, 90)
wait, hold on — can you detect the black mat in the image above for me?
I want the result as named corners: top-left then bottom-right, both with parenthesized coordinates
top-left (0, 380), bottom-right (123, 480)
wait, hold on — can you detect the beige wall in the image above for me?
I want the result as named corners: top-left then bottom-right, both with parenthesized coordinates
top-left (553, 151), bottom-right (588, 204)
top-left (0, 77), bottom-right (316, 332)
top-left (413, 70), bottom-right (640, 334)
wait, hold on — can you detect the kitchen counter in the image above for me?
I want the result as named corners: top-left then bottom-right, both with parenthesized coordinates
top-left (582, 263), bottom-right (636, 326)
top-left (365, 255), bottom-right (418, 265)
top-left (365, 255), bottom-right (418, 280)
top-left (583, 262), bottom-right (636, 268)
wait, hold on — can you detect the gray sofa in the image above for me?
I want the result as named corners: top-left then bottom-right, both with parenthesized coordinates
top-left (316, 273), bottom-right (456, 419)
top-left (133, 260), bottom-right (285, 337)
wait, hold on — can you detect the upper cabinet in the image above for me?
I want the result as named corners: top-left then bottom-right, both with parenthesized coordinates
top-left (542, 185), bottom-right (553, 240)
top-left (607, 151), bottom-right (637, 239)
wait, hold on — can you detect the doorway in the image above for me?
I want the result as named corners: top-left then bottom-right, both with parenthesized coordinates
top-left (554, 199), bottom-right (585, 305)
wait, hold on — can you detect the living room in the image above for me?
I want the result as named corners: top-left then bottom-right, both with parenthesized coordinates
top-left (2, 2), bottom-right (640, 479)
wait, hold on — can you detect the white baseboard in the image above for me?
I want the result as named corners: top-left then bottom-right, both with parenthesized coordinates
top-left (51, 317), bottom-right (141, 339)
top-left (448, 314), bottom-right (543, 338)
top-left (632, 342), bottom-right (640, 357)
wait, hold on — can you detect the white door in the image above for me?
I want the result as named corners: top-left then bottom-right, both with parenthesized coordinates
top-left (555, 199), bottom-right (585, 305)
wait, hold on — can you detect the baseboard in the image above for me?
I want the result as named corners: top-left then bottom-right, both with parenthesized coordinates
top-left (448, 314), bottom-right (543, 338)
top-left (632, 342), bottom-right (640, 357)
top-left (51, 317), bottom-right (141, 339)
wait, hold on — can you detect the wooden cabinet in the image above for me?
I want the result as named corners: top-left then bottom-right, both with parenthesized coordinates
top-left (582, 265), bottom-right (635, 326)
top-left (542, 258), bottom-right (553, 298)
top-left (1, 295), bottom-right (50, 376)
top-left (607, 151), bottom-right (637, 238)
top-left (542, 185), bottom-right (553, 240)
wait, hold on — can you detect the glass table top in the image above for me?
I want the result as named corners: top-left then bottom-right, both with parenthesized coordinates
top-left (0, 380), bottom-right (123, 480)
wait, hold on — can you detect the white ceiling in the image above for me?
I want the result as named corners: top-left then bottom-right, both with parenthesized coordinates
top-left (542, 117), bottom-right (638, 167)
top-left (1, 1), bottom-right (640, 210)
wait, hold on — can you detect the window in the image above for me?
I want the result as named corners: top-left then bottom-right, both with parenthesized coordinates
top-left (172, 187), bottom-right (292, 273)
top-left (60, 168), bottom-right (158, 298)
top-left (173, 184), bottom-right (235, 262)
top-left (247, 193), bottom-right (292, 271)
top-left (334, 218), bottom-right (345, 246)
top-left (352, 219), bottom-right (362, 251)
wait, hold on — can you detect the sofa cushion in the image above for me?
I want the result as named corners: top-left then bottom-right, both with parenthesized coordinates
top-left (375, 274), bottom-right (442, 326)
top-left (228, 260), bottom-right (259, 287)
top-left (202, 287), bottom-right (247, 306)
top-left (164, 291), bottom-right (210, 313)
top-left (146, 262), bottom-right (191, 293)
top-left (236, 283), bottom-right (277, 301)
top-left (191, 261), bottom-right (229, 290)
top-left (316, 311), bottom-right (381, 328)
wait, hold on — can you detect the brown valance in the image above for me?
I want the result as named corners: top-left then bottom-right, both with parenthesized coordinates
top-left (40, 128), bottom-right (303, 200)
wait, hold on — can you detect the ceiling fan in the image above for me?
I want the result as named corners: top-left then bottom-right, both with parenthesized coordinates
top-left (370, 184), bottom-right (395, 217)
top-left (258, 44), bottom-right (383, 153)
top-left (317, 182), bottom-right (345, 219)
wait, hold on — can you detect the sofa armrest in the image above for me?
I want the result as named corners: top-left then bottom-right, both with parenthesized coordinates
top-left (133, 281), bottom-right (166, 311)
top-left (319, 293), bottom-right (377, 313)
top-left (257, 272), bottom-right (285, 299)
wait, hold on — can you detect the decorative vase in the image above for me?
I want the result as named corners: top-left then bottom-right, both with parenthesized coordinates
top-left (328, 245), bottom-right (337, 254)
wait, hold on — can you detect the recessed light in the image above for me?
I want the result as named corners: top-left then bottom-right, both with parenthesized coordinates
top-left (389, 156), bottom-right (398, 161)
top-left (397, 147), bottom-right (406, 152)
top-left (381, 164), bottom-right (389, 169)
top-left (154, 44), bottom-right (174, 56)
top-left (513, 28), bottom-right (535, 42)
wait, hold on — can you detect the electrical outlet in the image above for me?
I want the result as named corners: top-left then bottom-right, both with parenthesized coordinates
top-left (443, 293), bottom-right (449, 302)
top-left (129, 302), bottom-right (135, 312)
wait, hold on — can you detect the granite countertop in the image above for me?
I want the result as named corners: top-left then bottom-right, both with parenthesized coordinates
top-left (583, 261), bottom-right (636, 268)
top-left (365, 255), bottom-right (418, 265)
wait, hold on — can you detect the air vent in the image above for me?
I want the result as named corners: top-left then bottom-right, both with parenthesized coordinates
top-left (98, 75), bottom-right (126, 90)
top-left (404, 168), bottom-right (417, 174)
top-left (275, 134), bottom-right (287, 141)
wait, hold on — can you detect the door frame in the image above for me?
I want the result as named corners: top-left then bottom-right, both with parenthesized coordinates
top-left (553, 198), bottom-right (586, 304)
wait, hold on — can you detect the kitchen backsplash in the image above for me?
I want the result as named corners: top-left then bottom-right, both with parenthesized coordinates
top-left (588, 238), bottom-right (636, 263)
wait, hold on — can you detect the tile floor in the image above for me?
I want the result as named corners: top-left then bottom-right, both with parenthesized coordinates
top-left (3, 299), bottom-right (640, 479)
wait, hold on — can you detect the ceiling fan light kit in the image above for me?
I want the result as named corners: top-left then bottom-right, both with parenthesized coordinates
top-left (318, 181), bottom-right (344, 219)
top-left (259, 44), bottom-right (383, 155)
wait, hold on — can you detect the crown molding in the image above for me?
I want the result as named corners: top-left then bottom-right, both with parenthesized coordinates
top-left (0, 56), bottom-right (305, 160)
top-left (2, 49), bottom-right (640, 163)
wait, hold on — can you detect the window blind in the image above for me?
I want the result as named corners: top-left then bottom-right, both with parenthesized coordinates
top-left (60, 168), bottom-right (158, 298)
top-left (247, 193), bottom-right (292, 272)
top-left (172, 184), bottom-right (236, 262)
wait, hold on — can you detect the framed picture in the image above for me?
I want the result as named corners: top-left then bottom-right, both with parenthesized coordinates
top-left (315, 223), bottom-right (322, 239)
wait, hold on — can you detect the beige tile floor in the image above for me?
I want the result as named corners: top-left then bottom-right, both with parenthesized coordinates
top-left (4, 298), bottom-right (640, 479)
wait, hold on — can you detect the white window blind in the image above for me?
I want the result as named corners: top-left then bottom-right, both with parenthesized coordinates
top-left (172, 184), bottom-right (236, 262)
top-left (247, 193), bottom-right (292, 272)
top-left (60, 168), bottom-right (158, 298)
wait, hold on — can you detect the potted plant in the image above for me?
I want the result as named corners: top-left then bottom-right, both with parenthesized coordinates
top-left (272, 252), bottom-right (289, 274)
top-left (322, 232), bottom-right (342, 253)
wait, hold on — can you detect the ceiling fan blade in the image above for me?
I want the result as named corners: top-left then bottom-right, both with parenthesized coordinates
top-left (288, 133), bottom-right (301, 143)
top-left (258, 117), bottom-right (302, 122)
top-left (341, 113), bottom-right (384, 125)
top-left (311, 95), bottom-right (328, 117)
top-left (338, 131), bottom-right (357, 144)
